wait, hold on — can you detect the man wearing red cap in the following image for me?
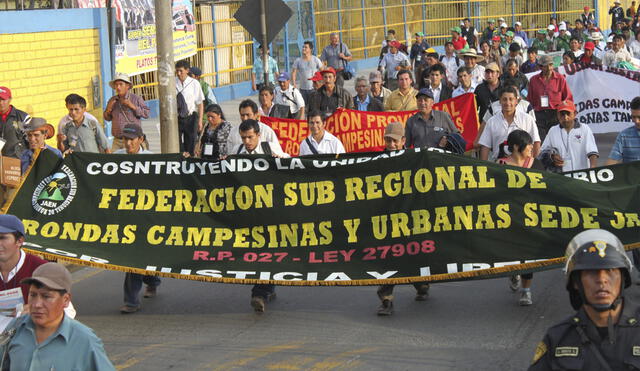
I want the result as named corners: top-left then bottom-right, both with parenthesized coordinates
top-left (378, 40), bottom-right (411, 91)
top-left (539, 100), bottom-right (599, 172)
top-left (309, 67), bottom-right (354, 119)
top-left (581, 6), bottom-right (595, 26)
top-left (578, 41), bottom-right (603, 65)
top-left (0, 87), bottom-right (29, 160)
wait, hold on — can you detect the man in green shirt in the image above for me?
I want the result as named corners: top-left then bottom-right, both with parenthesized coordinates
top-left (532, 29), bottom-right (553, 52)
top-left (0, 263), bottom-right (114, 370)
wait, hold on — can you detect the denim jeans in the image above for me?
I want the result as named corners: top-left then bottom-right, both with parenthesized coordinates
top-left (124, 273), bottom-right (161, 307)
top-left (251, 284), bottom-right (275, 299)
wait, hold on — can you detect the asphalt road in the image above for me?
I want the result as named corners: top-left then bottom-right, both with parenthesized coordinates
top-left (90, 69), bottom-right (624, 370)
top-left (71, 265), bottom-right (640, 370)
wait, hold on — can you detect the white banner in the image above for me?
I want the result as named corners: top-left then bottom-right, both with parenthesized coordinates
top-left (528, 65), bottom-right (640, 134)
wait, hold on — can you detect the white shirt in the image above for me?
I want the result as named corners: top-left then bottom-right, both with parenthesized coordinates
top-left (428, 83), bottom-right (442, 103)
top-left (379, 51), bottom-right (410, 79)
top-left (541, 123), bottom-right (598, 171)
top-left (483, 99), bottom-right (536, 123)
top-left (175, 76), bottom-right (205, 114)
top-left (440, 54), bottom-right (464, 86)
top-left (227, 121), bottom-right (284, 154)
top-left (513, 35), bottom-right (527, 50)
top-left (602, 48), bottom-right (633, 67)
top-left (571, 49), bottom-right (584, 58)
top-left (299, 131), bottom-right (345, 156)
top-left (234, 141), bottom-right (290, 158)
top-left (478, 110), bottom-right (541, 160)
top-left (274, 86), bottom-right (306, 114)
top-left (452, 83), bottom-right (476, 98)
top-left (630, 40), bottom-right (640, 59)
top-left (470, 64), bottom-right (485, 86)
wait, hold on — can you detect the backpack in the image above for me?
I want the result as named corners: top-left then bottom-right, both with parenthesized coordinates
top-left (177, 92), bottom-right (189, 118)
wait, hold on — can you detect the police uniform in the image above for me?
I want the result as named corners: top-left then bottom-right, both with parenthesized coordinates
top-left (529, 229), bottom-right (639, 371)
top-left (529, 299), bottom-right (640, 370)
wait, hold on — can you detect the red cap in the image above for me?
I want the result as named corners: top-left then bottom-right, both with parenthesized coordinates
top-left (584, 6), bottom-right (589, 10)
top-left (0, 87), bottom-right (11, 100)
top-left (492, 35), bottom-right (501, 41)
top-left (389, 40), bottom-right (401, 49)
top-left (584, 41), bottom-right (595, 50)
top-left (557, 100), bottom-right (576, 112)
top-left (308, 71), bottom-right (324, 81)
top-left (320, 67), bottom-right (336, 76)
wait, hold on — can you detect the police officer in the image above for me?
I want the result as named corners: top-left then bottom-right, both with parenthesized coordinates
top-left (529, 229), bottom-right (640, 370)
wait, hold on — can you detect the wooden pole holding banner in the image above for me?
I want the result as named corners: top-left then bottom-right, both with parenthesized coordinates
top-left (260, 0), bottom-right (269, 88)
top-left (154, 0), bottom-right (180, 153)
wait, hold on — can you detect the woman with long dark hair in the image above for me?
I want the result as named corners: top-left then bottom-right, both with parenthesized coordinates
top-left (196, 104), bottom-right (232, 160)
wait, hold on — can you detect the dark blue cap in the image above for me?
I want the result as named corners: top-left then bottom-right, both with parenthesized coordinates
top-left (189, 66), bottom-right (202, 76)
top-left (0, 215), bottom-right (25, 236)
top-left (416, 88), bottom-right (434, 99)
top-left (277, 72), bottom-right (291, 81)
top-left (122, 124), bottom-right (144, 139)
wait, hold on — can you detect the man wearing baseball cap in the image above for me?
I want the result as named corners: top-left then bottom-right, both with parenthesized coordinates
top-left (378, 40), bottom-right (411, 91)
top-left (308, 71), bottom-right (325, 91)
top-left (578, 41), bottom-right (603, 65)
top-left (514, 21), bottom-right (529, 46)
top-left (20, 117), bottom-right (62, 174)
top-left (369, 71), bottom-right (392, 105)
top-left (404, 88), bottom-right (458, 149)
top-left (113, 124), bottom-right (158, 314)
top-left (103, 72), bottom-right (149, 152)
top-left (309, 67), bottom-right (354, 119)
top-left (0, 262), bottom-right (114, 370)
top-left (539, 100), bottom-right (598, 172)
top-left (528, 54), bottom-right (574, 140)
top-left (581, 6), bottom-right (595, 25)
top-left (0, 87), bottom-right (29, 160)
top-left (274, 72), bottom-right (306, 120)
top-left (532, 29), bottom-right (553, 52)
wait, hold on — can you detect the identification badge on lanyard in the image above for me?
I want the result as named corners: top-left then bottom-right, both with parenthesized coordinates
top-left (540, 95), bottom-right (549, 108)
top-left (203, 143), bottom-right (214, 156)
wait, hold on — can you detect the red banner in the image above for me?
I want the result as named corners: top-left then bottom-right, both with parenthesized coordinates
top-left (261, 93), bottom-right (479, 156)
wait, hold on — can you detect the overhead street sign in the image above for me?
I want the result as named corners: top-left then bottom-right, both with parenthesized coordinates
top-left (233, 0), bottom-right (293, 45)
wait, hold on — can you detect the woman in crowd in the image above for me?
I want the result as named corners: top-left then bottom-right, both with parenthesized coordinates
top-left (496, 130), bottom-right (543, 306)
top-left (562, 51), bottom-right (577, 66)
top-left (196, 104), bottom-right (232, 160)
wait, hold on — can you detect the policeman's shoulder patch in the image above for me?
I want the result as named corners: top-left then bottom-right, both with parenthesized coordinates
top-left (555, 347), bottom-right (579, 357)
top-left (633, 346), bottom-right (640, 356)
top-left (532, 341), bottom-right (547, 364)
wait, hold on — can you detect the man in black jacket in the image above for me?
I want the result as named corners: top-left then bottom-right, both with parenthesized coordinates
top-left (310, 68), bottom-right (354, 119)
top-left (0, 87), bottom-right (29, 159)
top-left (353, 76), bottom-right (384, 112)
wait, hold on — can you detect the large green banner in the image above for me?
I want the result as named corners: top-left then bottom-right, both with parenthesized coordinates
top-left (5, 149), bottom-right (639, 285)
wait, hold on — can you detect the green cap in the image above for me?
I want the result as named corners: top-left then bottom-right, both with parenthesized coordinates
top-left (506, 31), bottom-right (514, 37)
top-left (450, 26), bottom-right (462, 34)
top-left (537, 29), bottom-right (547, 35)
top-left (415, 31), bottom-right (425, 37)
top-left (488, 19), bottom-right (495, 23)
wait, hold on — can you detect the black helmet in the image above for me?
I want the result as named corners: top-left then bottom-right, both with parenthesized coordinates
top-left (564, 229), bottom-right (632, 310)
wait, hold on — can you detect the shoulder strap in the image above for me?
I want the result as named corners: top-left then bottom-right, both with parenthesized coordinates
top-left (574, 325), bottom-right (614, 371)
top-left (305, 137), bottom-right (319, 155)
top-left (261, 141), bottom-right (272, 155)
top-left (237, 145), bottom-right (244, 154)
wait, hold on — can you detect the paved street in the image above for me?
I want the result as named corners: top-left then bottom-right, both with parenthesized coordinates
top-left (72, 265), bottom-right (640, 370)
top-left (83, 69), bottom-right (625, 370)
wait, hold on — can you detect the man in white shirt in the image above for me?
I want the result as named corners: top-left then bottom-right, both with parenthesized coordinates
top-left (378, 40), bottom-right (411, 91)
top-left (452, 66), bottom-right (477, 97)
top-left (539, 100), bottom-right (598, 172)
top-left (602, 34), bottom-right (633, 67)
top-left (440, 41), bottom-right (464, 86)
top-left (478, 86), bottom-right (541, 161)
top-left (234, 119), bottom-right (289, 158)
top-left (299, 113), bottom-right (345, 156)
top-left (227, 100), bottom-right (285, 153)
top-left (233, 119), bottom-right (287, 313)
top-left (426, 64), bottom-right (452, 103)
top-left (175, 60), bottom-right (205, 156)
top-left (274, 72), bottom-right (306, 119)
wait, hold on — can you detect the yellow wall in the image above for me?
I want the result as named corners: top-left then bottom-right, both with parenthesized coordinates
top-left (0, 28), bottom-right (103, 143)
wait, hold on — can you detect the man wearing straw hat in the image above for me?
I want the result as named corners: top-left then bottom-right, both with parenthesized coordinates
top-left (104, 72), bottom-right (150, 152)
top-left (460, 49), bottom-right (485, 86)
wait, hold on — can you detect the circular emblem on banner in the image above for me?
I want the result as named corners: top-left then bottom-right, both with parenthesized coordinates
top-left (32, 165), bottom-right (77, 215)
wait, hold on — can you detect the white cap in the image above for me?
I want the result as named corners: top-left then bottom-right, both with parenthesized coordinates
top-left (559, 24), bottom-right (567, 31)
top-left (607, 35), bottom-right (614, 42)
top-left (515, 21), bottom-right (522, 26)
top-left (460, 21), bottom-right (465, 26)
top-left (500, 22), bottom-right (508, 28)
top-left (547, 24), bottom-right (555, 31)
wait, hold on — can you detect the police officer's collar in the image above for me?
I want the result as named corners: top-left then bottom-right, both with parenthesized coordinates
top-left (575, 297), bottom-right (639, 327)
